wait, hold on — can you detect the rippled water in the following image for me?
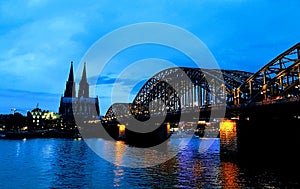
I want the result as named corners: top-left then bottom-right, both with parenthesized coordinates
top-left (0, 138), bottom-right (298, 188)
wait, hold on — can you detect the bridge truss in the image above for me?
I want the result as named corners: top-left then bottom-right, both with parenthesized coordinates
top-left (105, 68), bottom-right (252, 119)
top-left (104, 42), bottom-right (300, 120)
top-left (234, 42), bottom-right (300, 104)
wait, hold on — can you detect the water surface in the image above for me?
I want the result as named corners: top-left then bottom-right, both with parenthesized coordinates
top-left (0, 138), bottom-right (298, 188)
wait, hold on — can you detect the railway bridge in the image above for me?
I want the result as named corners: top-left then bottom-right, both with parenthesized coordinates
top-left (101, 43), bottom-right (300, 159)
top-left (104, 42), bottom-right (300, 123)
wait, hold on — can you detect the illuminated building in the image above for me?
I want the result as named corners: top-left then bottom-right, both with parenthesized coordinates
top-left (27, 108), bottom-right (60, 130)
top-left (30, 107), bottom-right (42, 129)
top-left (58, 62), bottom-right (100, 127)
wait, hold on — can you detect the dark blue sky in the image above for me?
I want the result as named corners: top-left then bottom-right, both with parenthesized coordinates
top-left (1, 0), bottom-right (300, 114)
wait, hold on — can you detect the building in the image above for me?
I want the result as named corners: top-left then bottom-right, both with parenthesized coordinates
top-left (27, 108), bottom-right (60, 130)
top-left (59, 62), bottom-right (100, 127)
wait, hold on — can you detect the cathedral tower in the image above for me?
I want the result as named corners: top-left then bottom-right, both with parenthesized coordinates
top-left (78, 62), bottom-right (89, 98)
top-left (64, 61), bottom-right (76, 97)
top-left (59, 61), bottom-right (100, 125)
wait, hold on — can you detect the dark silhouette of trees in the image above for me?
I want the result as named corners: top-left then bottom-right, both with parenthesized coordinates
top-left (0, 113), bottom-right (26, 131)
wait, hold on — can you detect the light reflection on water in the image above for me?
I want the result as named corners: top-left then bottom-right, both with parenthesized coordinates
top-left (0, 138), bottom-right (298, 188)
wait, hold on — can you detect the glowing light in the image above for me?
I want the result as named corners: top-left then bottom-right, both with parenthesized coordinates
top-left (118, 124), bottom-right (125, 132)
top-left (220, 119), bottom-right (237, 156)
top-left (170, 127), bottom-right (179, 132)
top-left (20, 126), bottom-right (28, 131)
top-left (166, 122), bottom-right (170, 134)
top-left (220, 120), bottom-right (236, 132)
top-left (118, 124), bottom-right (126, 138)
top-left (198, 120), bottom-right (206, 125)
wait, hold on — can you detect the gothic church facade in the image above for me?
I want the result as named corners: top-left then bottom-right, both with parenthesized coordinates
top-left (59, 62), bottom-right (100, 125)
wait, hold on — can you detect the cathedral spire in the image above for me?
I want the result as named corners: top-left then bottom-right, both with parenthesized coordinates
top-left (64, 61), bottom-right (76, 97)
top-left (78, 62), bottom-right (89, 98)
top-left (68, 61), bottom-right (74, 82)
top-left (81, 62), bottom-right (87, 83)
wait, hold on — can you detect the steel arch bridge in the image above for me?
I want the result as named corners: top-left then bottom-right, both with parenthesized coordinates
top-left (105, 68), bottom-right (252, 120)
top-left (105, 42), bottom-right (300, 120)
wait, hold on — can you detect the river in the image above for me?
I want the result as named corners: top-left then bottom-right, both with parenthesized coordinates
top-left (0, 137), bottom-right (299, 188)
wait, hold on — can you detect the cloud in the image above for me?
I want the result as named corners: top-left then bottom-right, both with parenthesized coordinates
top-left (0, 88), bottom-right (61, 114)
top-left (0, 6), bottom-right (93, 94)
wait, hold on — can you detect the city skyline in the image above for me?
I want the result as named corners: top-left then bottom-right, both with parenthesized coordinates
top-left (1, 1), bottom-right (300, 114)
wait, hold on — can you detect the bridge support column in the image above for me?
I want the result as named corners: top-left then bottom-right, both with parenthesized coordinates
top-left (198, 86), bottom-right (202, 106)
top-left (220, 119), bottom-right (238, 160)
top-left (233, 89), bottom-right (240, 105)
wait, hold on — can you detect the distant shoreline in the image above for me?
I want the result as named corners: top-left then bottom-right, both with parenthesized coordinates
top-left (0, 129), bottom-right (80, 140)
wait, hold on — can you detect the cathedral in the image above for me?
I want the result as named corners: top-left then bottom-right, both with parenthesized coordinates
top-left (59, 62), bottom-right (100, 126)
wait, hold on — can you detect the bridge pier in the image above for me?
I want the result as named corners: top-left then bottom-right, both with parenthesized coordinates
top-left (220, 116), bottom-right (300, 170)
top-left (235, 114), bottom-right (300, 170)
top-left (219, 119), bottom-right (238, 160)
top-left (220, 100), bottom-right (300, 165)
top-left (220, 101), bottom-right (300, 168)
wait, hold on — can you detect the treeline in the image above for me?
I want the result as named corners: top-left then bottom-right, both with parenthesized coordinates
top-left (0, 113), bottom-right (27, 131)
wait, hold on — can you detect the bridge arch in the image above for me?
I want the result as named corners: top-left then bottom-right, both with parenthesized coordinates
top-left (235, 42), bottom-right (300, 104)
top-left (104, 67), bottom-right (252, 120)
